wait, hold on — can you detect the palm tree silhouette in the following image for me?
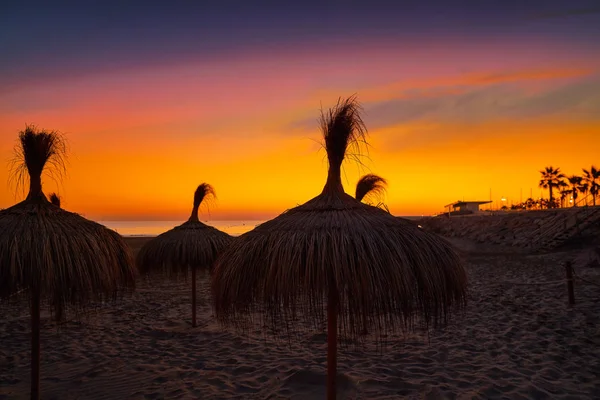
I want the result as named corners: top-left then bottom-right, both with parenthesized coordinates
top-left (582, 166), bottom-right (600, 206)
top-left (525, 198), bottom-right (535, 210)
top-left (567, 175), bottom-right (582, 207)
top-left (556, 181), bottom-right (568, 208)
top-left (579, 182), bottom-right (590, 206)
top-left (559, 189), bottom-right (570, 208)
top-left (539, 166), bottom-right (565, 208)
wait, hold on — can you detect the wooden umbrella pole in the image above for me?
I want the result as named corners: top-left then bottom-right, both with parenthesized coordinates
top-left (191, 268), bottom-right (197, 327)
top-left (31, 287), bottom-right (40, 400)
top-left (565, 261), bottom-right (575, 306)
top-left (327, 289), bottom-right (338, 400)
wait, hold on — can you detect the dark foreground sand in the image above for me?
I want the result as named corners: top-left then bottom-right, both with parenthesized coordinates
top-left (1, 237), bottom-right (600, 399)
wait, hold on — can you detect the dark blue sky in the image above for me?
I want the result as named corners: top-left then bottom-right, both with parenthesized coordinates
top-left (2, 0), bottom-right (600, 90)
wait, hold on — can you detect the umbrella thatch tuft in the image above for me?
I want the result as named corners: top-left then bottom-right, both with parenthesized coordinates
top-left (10, 125), bottom-right (67, 199)
top-left (320, 96), bottom-right (367, 192)
top-left (191, 183), bottom-right (215, 222)
top-left (212, 96), bottom-right (467, 342)
top-left (49, 193), bottom-right (61, 207)
top-left (136, 183), bottom-right (232, 278)
top-left (355, 173), bottom-right (387, 203)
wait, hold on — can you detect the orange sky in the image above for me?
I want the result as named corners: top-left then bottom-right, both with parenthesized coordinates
top-left (1, 39), bottom-right (599, 220)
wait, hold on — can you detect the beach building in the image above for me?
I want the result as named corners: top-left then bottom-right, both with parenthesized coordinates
top-left (444, 200), bottom-right (492, 216)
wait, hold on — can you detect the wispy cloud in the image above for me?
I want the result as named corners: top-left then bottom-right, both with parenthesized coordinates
top-left (366, 75), bottom-right (600, 126)
top-left (287, 69), bottom-right (600, 136)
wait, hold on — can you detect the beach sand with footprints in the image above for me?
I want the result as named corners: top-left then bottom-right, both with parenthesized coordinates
top-left (1, 237), bottom-right (599, 399)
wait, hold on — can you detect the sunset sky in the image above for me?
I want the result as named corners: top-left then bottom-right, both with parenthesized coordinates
top-left (1, 1), bottom-right (600, 220)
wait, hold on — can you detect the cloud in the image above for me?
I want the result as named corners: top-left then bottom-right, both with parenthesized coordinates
top-left (287, 71), bottom-right (600, 135)
top-left (376, 74), bottom-right (600, 153)
top-left (287, 68), bottom-right (597, 132)
top-left (368, 76), bottom-right (600, 127)
top-left (284, 70), bottom-right (600, 161)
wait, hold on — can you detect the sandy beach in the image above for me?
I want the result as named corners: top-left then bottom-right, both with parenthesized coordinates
top-left (1, 237), bottom-right (599, 399)
top-left (3, 3), bottom-right (600, 398)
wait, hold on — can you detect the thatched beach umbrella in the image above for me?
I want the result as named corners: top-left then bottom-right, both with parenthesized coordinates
top-left (0, 126), bottom-right (136, 400)
top-left (136, 184), bottom-right (232, 327)
top-left (212, 96), bottom-right (467, 399)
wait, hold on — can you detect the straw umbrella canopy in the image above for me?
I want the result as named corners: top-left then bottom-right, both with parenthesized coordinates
top-left (136, 184), bottom-right (232, 327)
top-left (0, 126), bottom-right (136, 400)
top-left (212, 96), bottom-right (467, 400)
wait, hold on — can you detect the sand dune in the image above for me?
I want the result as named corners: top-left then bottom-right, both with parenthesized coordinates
top-left (1, 241), bottom-right (600, 399)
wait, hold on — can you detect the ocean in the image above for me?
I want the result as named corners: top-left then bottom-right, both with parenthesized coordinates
top-left (100, 220), bottom-right (264, 237)
top-left (101, 216), bottom-right (422, 237)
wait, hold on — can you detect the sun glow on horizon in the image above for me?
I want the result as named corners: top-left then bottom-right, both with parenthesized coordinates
top-left (1, 37), bottom-right (599, 221)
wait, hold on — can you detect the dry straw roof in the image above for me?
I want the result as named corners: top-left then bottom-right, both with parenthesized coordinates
top-left (136, 183), bottom-right (233, 278)
top-left (0, 126), bottom-right (136, 311)
top-left (212, 96), bottom-right (467, 342)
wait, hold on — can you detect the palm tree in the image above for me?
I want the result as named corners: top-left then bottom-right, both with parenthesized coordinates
top-left (558, 181), bottom-right (568, 207)
top-left (525, 198), bottom-right (535, 210)
top-left (579, 182), bottom-right (590, 206)
top-left (567, 176), bottom-right (582, 207)
top-left (582, 166), bottom-right (600, 206)
top-left (559, 189), bottom-right (570, 208)
top-left (539, 166), bottom-right (565, 208)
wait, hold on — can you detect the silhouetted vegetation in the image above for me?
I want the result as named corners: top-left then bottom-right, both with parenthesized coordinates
top-left (538, 166), bottom-right (565, 208)
top-left (582, 166), bottom-right (599, 206)
top-left (505, 165), bottom-right (599, 211)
